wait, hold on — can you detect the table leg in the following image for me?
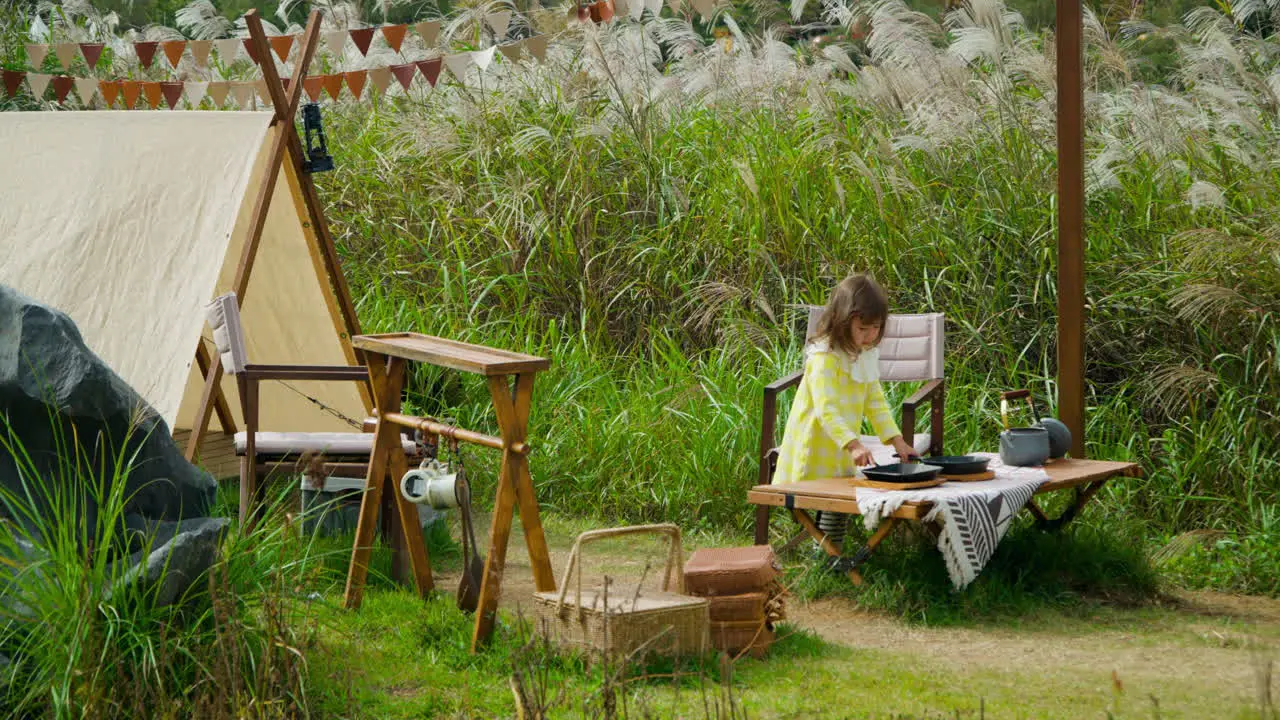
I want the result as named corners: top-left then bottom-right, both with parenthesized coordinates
top-left (790, 508), bottom-right (866, 585)
top-left (504, 374), bottom-right (555, 591)
top-left (846, 517), bottom-right (898, 576)
top-left (385, 428), bottom-right (434, 596)
top-left (472, 374), bottom-right (555, 652)
top-left (1032, 480), bottom-right (1107, 532)
top-left (472, 433), bottom-right (519, 651)
top-left (343, 354), bottom-right (406, 610)
top-left (778, 529), bottom-right (809, 556)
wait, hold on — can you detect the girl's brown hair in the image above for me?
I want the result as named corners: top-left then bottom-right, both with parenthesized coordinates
top-left (809, 272), bottom-right (889, 354)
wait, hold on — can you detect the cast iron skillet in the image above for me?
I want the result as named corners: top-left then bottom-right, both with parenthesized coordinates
top-left (861, 461), bottom-right (944, 483)
top-left (920, 454), bottom-right (990, 475)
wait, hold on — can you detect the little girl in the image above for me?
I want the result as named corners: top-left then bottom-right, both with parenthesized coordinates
top-left (773, 273), bottom-right (919, 547)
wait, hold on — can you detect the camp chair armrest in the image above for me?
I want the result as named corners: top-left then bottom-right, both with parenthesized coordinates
top-left (900, 379), bottom-right (944, 456)
top-left (241, 364), bottom-right (370, 382)
top-left (764, 371), bottom-right (804, 395)
top-left (902, 378), bottom-right (944, 411)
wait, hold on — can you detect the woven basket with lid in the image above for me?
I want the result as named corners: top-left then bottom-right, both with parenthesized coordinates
top-left (531, 524), bottom-right (709, 659)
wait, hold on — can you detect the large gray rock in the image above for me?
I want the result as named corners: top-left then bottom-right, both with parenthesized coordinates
top-left (0, 284), bottom-right (225, 612)
top-left (116, 515), bottom-right (232, 607)
top-left (0, 284), bottom-right (217, 533)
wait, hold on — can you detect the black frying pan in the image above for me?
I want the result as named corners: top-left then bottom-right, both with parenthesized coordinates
top-left (920, 455), bottom-right (990, 475)
top-left (861, 461), bottom-right (943, 483)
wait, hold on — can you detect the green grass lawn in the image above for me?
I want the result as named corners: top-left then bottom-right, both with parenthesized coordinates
top-left (285, 510), bottom-right (1278, 719)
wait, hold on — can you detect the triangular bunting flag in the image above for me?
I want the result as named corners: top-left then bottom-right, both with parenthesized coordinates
top-left (160, 80), bottom-right (184, 109)
top-left (321, 74), bottom-right (343, 100)
top-left (381, 24), bottom-right (408, 52)
top-left (230, 81), bottom-right (255, 108)
top-left (324, 30), bottom-right (346, 57)
top-left (79, 42), bottom-right (104, 69)
top-left (142, 81), bottom-right (163, 109)
top-left (486, 11), bottom-right (512, 39)
top-left (690, 0), bottom-right (713, 19)
top-left (208, 81), bottom-right (230, 108)
top-left (27, 73), bottom-right (51, 99)
top-left (367, 66), bottom-right (392, 95)
top-left (614, 0), bottom-right (630, 18)
top-left (415, 58), bottom-right (442, 87)
top-left (190, 39), bottom-right (212, 67)
top-left (390, 63), bottom-right (416, 91)
top-left (343, 70), bottom-right (367, 100)
top-left (214, 38), bottom-right (240, 62)
top-left (631, 0), bottom-right (645, 21)
top-left (526, 35), bottom-right (548, 62)
top-left (443, 52), bottom-right (473, 81)
top-left (120, 80), bottom-right (142, 108)
top-left (350, 27), bottom-right (375, 56)
top-left (54, 43), bottom-right (78, 70)
top-left (243, 38), bottom-right (261, 64)
top-left (269, 35), bottom-right (294, 62)
top-left (184, 80), bottom-right (208, 107)
top-left (303, 76), bottom-right (324, 101)
top-left (473, 46), bottom-right (497, 72)
top-left (74, 77), bottom-right (98, 105)
top-left (415, 20), bottom-right (441, 46)
top-left (99, 80), bottom-right (119, 107)
top-left (161, 39), bottom-right (186, 67)
top-left (135, 41), bottom-right (159, 69)
top-left (498, 42), bottom-right (523, 62)
top-left (3, 70), bottom-right (25, 99)
top-left (644, 0), bottom-right (662, 15)
top-left (51, 75), bottom-right (74, 103)
top-left (25, 44), bottom-right (49, 69)
top-left (254, 79), bottom-right (273, 106)
top-left (666, 0), bottom-right (680, 13)
top-left (590, 0), bottom-right (615, 23)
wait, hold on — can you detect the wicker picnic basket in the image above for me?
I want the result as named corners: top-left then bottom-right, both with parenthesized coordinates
top-left (531, 524), bottom-right (710, 659)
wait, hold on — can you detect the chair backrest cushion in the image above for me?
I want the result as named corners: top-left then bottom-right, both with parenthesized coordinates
top-left (805, 306), bottom-right (944, 381)
top-left (206, 292), bottom-right (248, 374)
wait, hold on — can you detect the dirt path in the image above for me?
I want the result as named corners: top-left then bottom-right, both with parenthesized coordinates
top-left (438, 515), bottom-right (1279, 715)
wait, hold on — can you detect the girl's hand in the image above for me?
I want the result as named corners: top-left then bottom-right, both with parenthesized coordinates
top-left (846, 441), bottom-right (875, 467)
top-left (891, 437), bottom-right (920, 462)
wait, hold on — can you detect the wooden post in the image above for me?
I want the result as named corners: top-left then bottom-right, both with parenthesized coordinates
top-left (1057, 0), bottom-right (1087, 459)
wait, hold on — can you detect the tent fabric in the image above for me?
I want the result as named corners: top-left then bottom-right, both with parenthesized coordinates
top-left (0, 110), bottom-right (271, 428)
top-left (176, 123), bottom-right (368, 434)
top-left (0, 110), bottom-right (368, 443)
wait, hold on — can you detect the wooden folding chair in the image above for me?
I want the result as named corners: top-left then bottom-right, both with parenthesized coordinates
top-left (205, 292), bottom-right (423, 529)
top-left (755, 309), bottom-right (946, 545)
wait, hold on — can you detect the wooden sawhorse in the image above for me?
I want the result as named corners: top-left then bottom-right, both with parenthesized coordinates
top-left (341, 332), bottom-right (556, 652)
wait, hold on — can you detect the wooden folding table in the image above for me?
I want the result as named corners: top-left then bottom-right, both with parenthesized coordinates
top-left (341, 332), bottom-right (556, 652)
top-left (748, 458), bottom-right (1142, 585)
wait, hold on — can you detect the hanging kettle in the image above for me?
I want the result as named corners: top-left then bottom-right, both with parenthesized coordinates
top-left (999, 390), bottom-right (1051, 466)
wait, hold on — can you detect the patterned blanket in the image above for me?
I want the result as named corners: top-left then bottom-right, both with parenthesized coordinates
top-left (854, 452), bottom-right (1050, 589)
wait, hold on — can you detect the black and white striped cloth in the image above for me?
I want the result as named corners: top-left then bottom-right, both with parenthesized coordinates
top-left (854, 452), bottom-right (1050, 589)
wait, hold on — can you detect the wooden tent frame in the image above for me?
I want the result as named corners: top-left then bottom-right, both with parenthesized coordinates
top-left (183, 9), bottom-right (374, 463)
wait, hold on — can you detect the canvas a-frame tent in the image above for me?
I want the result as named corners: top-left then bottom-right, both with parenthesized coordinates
top-left (0, 110), bottom-right (372, 477)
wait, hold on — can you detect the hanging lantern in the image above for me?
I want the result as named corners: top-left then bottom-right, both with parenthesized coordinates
top-left (301, 101), bottom-right (334, 173)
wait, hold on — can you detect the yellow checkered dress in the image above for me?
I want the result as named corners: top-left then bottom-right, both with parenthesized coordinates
top-left (773, 346), bottom-right (901, 484)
